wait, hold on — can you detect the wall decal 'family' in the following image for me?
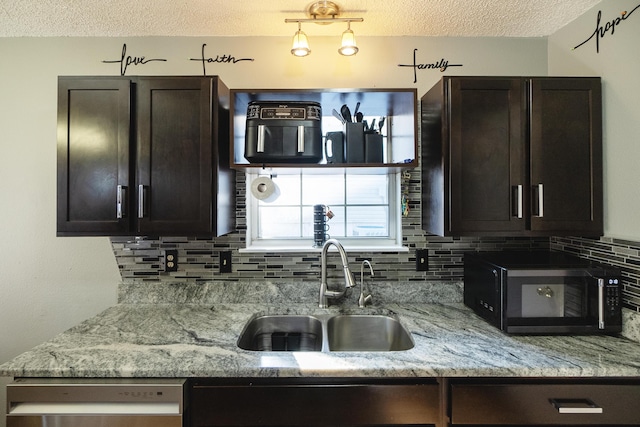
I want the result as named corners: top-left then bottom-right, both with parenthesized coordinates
top-left (398, 49), bottom-right (463, 84)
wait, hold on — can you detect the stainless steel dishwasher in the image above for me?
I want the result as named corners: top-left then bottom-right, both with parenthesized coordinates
top-left (6, 378), bottom-right (185, 427)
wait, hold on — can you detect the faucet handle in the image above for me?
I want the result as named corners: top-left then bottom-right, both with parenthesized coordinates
top-left (358, 292), bottom-right (372, 308)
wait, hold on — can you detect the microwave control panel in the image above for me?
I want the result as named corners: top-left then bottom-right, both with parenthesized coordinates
top-left (602, 277), bottom-right (622, 324)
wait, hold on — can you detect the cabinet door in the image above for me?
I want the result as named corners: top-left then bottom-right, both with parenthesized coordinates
top-left (448, 78), bottom-right (526, 234)
top-left (451, 382), bottom-right (640, 425)
top-left (529, 78), bottom-right (603, 235)
top-left (57, 78), bottom-right (132, 236)
top-left (136, 78), bottom-right (214, 235)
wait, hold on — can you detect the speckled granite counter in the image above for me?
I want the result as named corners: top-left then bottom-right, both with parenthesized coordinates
top-left (3, 295), bottom-right (640, 378)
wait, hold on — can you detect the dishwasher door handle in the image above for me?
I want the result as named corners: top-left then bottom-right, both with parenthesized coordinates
top-left (9, 401), bottom-right (180, 415)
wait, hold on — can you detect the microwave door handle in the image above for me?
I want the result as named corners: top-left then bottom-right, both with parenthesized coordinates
top-left (598, 278), bottom-right (605, 329)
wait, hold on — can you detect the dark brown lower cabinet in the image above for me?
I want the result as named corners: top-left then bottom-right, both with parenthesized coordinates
top-left (189, 378), bottom-right (441, 427)
top-left (189, 378), bottom-right (640, 427)
top-left (448, 378), bottom-right (640, 426)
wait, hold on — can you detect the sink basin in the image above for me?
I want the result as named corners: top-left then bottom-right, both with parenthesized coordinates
top-left (237, 313), bottom-right (414, 352)
top-left (237, 315), bottom-right (323, 351)
top-left (327, 314), bottom-right (414, 351)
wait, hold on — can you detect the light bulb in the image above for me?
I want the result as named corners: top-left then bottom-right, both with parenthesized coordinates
top-left (338, 27), bottom-right (358, 56)
top-left (291, 27), bottom-right (311, 57)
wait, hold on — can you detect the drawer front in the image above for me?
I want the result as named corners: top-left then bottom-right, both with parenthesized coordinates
top-left (451, 383), bottom-right (640, 425)
top-left (192, 383), bottom-right (440, 426)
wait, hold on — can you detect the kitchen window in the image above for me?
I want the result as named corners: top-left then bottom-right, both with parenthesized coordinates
top-left (244, 171), bottom-right (404, 252)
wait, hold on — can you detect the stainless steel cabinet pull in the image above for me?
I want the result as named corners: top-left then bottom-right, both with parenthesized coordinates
top-left (297, 125), bottom-right (305, 153)
top-left (550, 398), bottom-right (603, 414)
top-left (534, 183), bottom-right (544, 217)
top-left (116, 185), bottom-right (126, 219)
top-left (138, 185), bottom-right (146, 219)
top-left (257, 124), bottom-right (265, 153)
top-left (512, 185), bottom-right (523, 218)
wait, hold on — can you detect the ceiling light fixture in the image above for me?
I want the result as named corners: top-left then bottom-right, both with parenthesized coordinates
top-left (285, 1), bottom-right (363, 57)
top-left (291, 22), bottom-right (311, 57)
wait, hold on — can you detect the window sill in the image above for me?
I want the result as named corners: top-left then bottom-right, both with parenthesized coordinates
top-left (240, 242), bottom-right (409, 253)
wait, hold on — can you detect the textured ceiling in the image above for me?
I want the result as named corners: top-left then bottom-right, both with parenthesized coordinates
top-left (0, 0), bottom-right (602, 38)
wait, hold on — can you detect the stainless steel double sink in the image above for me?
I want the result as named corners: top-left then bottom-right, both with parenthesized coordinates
top-left (237, 313), bottom-right (414, 352)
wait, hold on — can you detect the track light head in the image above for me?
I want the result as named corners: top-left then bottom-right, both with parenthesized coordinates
top-left (291, 24), bottom-right (311, 57)
top-left (338, 23), bottom-right (358, 56)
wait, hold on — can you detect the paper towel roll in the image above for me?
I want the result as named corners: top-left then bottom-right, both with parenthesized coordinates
top-left (250, 176), bottom-right (279, 202)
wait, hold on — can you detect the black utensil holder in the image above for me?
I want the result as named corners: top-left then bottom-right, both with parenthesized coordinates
top-left (345, 122), bottom-right (365, 163)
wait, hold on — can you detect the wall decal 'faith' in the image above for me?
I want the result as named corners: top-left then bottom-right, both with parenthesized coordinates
top-left (190, 44), bottom-right (255, 76)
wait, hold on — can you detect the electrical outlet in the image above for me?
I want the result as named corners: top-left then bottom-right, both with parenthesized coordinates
top-left (416, 249), bottom-right (428, 271)
top-left (164, 249), bottom-right (178, 272)
top-left (220, 251), bottom-right (232, 273)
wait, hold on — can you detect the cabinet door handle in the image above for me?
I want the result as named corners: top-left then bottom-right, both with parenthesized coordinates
top-left (512, 185), bottom-right (523, 218)
top-left (533, 183), bottom-right (544, 217)
top-left (138, 185), bottom-right (146, 219)
top-left (116, 185), bottom-right (127, 219)
top-left (550, 398), bottom-right (603, 414)
top-left (257, 124), bottom-right (265, 153)
top-left (297, 125), bottom-right (305, 153)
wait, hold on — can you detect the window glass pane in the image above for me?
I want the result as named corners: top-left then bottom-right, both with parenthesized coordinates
top-left (301, 174), bottom-right (345, 206)
top-left (259, 175), bottom-right (300, 206)
top-left (346, 175), bottom-right (388, 204)
top-left (347, 206), bottom-right (389, 237)
top-left (259, 206), bottom-right (301, 238)
top-left (248, 172), bottom-right (399, 248)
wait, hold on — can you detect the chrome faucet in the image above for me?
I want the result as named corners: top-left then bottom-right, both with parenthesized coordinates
top-left (359, 260), bottom-right (374, 308)
top-left (319, 239), bottom-right (357, 308)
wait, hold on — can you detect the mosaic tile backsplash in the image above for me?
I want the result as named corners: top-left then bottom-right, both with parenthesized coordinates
top-left (111, 169), bottom-right (547, 282)
top-left (111, 169), bottom-right (640, 313)
top-left (551, 236), bottom-right (640, 313)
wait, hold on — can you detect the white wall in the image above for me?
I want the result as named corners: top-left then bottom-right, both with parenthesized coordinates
top-left (548, 0), bottom-right (640, 241)
top-left (0, 36), bottom-right (548, 365)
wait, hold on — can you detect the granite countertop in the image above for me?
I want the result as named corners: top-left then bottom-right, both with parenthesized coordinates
top-left (3, 298), bottom-right (640, 379)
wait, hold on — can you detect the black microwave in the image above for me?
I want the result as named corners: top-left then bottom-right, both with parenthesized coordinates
top-left (464, 251), bottom-right (622, 335)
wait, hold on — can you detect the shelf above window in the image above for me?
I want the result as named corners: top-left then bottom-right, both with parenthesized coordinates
top-left (230, 88), bottom-right (418, 173)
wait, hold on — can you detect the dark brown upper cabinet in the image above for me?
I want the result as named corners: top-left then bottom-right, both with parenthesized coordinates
top-left (57, 76), bottom-right (234, 237)
top-left (421, 76), bottom-right (603, 237)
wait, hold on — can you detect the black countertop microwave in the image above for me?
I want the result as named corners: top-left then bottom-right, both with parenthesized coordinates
top-left (464, 251), bottom-right (622, 335)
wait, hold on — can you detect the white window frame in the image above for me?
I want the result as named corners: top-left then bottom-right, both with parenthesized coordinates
top-left (242, 171), bottom-right (406, 253)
